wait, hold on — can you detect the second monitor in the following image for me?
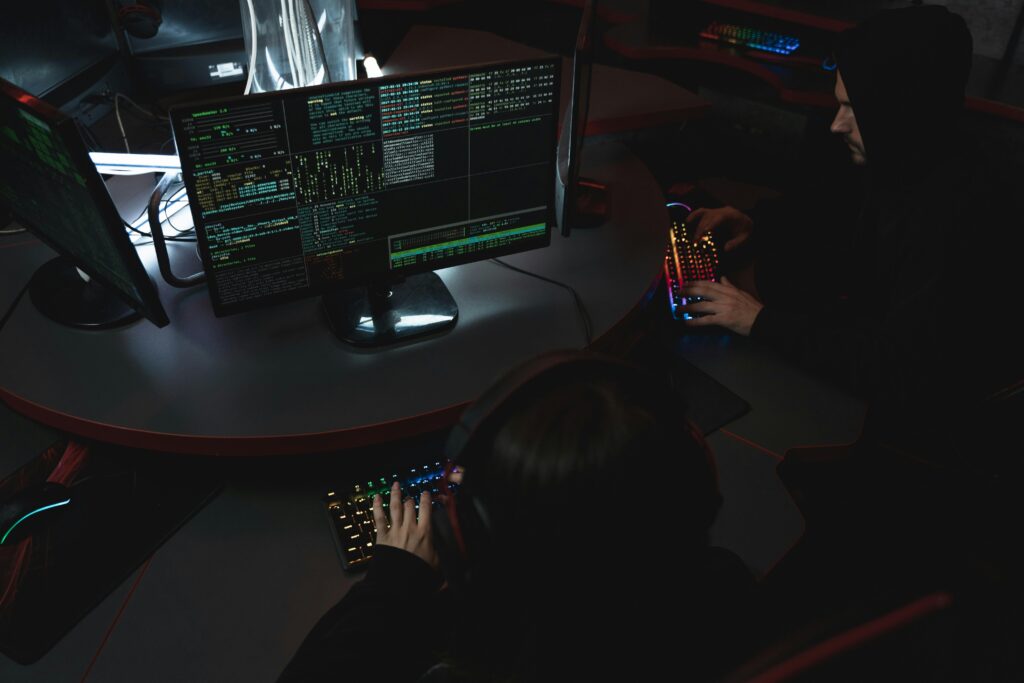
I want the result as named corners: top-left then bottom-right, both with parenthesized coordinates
top-left (170, 57), bottom-right (560, 345)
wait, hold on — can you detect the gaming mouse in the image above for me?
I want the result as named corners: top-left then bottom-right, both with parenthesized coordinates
top-left (0, 482), bottom-right (72, 546)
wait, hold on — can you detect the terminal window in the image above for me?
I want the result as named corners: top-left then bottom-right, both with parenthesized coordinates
top-left (173, 59), bottom-right (559, 313)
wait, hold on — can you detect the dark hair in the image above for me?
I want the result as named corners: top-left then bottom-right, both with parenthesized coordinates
top-left (445, 355), bottom-right (722, 681)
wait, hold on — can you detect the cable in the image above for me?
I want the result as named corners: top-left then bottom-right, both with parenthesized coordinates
top-left (491, 258), bottom-right (593, 346)
top-left (124, 182), bottom-right (193, 240)
top-left (124, 221), bottom-right (151, 238)
top-left (282, 0), bottom-right (299, 87)
top-left (244, 0), bottom-right (259, 94)
top-left (161, 186), bottom-right (193, 234)
top-left (122, 220), bottom-right (195, 244)
top-left (114, 93), bottom-right (169, 122)
top-left (0, 279), bottom-right (31, 335)
top-left (114, 95), bottom-right (130, 153)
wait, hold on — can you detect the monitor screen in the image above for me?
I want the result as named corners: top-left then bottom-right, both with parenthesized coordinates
top-left (0, 78), bottom-right (169, 327)
top-left (170, 57), bottom-right (560, 316)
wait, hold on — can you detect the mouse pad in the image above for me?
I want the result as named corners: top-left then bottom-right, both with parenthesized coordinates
top-left (628, 335), bottom-right (750, 436)
top-left (0, 442), bottom-right (222, 664)
top-left (667, 353), bottom-right (750, 436)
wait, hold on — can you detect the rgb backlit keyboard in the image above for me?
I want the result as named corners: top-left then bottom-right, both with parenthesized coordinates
top-left (325, 460), bottom-right (450, 570)
top-left (700, 21), bottom-right (800, 55)
top-left (664, 203), bottom-right (720, 321)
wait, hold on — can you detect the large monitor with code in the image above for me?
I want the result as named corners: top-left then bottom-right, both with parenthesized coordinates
top-left (170, 57), bottom-right (560, 344)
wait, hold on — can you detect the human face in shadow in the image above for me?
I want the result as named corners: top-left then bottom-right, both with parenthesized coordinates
top-left (830, 71), bottom-right (866, 166)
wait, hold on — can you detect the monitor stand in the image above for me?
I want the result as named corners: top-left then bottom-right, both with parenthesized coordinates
top-left (28, 257), bottom-right (140, 329)
top-left (321, 272), bottom-right (458, 347)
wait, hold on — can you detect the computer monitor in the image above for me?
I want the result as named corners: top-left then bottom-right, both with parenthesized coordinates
top-left (170, 57), bottom-right (560, 345)
top-left (0, 78), bottom-right (169, 328)
top-left (556, 0), bottom-right (607, 235)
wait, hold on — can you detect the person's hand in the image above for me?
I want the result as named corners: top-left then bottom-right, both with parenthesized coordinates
top-left (680, 276), bottom-right (764, 336)
top-left (372, 482), bottom-right (438, 570)
top-left (687, 206), bottom-right (753, 252)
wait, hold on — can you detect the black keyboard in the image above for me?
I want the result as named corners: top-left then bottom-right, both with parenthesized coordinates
top-left (664, 203), bottom-right (720, 321)
top-left (324, 460), bottom-right (450, 570)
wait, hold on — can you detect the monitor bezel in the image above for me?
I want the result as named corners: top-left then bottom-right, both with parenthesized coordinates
top-left (561, 0), bottom-right (597, 234)
top-left (169, 56), bottom-right (561, 318)
top-left (0, 78), bottom-right (170, 328)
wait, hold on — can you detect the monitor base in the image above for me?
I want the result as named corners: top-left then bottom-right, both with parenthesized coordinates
top-left (322, 272), bottom-right (458, 347)
top-left (29, 257), bottom-right (141, 329)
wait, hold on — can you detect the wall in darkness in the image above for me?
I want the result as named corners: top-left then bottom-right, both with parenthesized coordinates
top-left (931, 0), bottom-right (1024, 61)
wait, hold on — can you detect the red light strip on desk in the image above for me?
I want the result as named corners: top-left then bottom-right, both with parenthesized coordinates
top-left (80, 556), bottom-right (155, 682)
top-left (720, 428), bottom-right (782, 460)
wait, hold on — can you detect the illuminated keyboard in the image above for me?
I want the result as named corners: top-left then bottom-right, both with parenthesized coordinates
top-left (664, 203), bottom-right (720, 321)
top-left (324, 460), bottom-right (451, 570)
top-left (700, 21), bottom-right (800, 55)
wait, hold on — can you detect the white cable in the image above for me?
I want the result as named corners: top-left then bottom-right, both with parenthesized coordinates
top-left (302, 1), bottom-right (316, 83)
top-left (114, 95), bottom-right (130, 153)
top-left (290, 0), bottom-right (306, 85)
top-left (290, 0), bottom-right (309, 85)
top-left (264, 45), bottom-right (290, 90)
top-left (244, 0), bottom-right (258, 94)
top-left (114, 93), bottom-right (169, 121)
top-left (281, 0), bottom-right (299, 88)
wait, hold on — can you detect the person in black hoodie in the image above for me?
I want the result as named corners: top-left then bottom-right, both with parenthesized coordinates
top-left (681, 6), bottom-right (1020, 470)
top-left (278, 353), bottom-right (757, 682)
top-left (676, 7), bottom-right (1023, 654)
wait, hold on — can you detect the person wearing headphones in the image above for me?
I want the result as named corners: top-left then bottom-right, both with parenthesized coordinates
top-left (278, 351), bottom-right (756, 682)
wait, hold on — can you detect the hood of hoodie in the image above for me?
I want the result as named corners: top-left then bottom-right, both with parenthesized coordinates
top-left (836, 6), bottom-right (972, 194)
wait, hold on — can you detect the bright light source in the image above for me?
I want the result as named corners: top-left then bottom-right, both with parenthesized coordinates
top-left (89, 152), bottom-right (181, 175)
top-left (363, 56), bottom-right (383, 79)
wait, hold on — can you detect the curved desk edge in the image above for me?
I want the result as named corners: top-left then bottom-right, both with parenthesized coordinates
top-left (0, 255), bottom-right (664, 456)
top-left (0, 388), bottom-right (466, 456)
top-left (0, 286), bottom-right (662, 457)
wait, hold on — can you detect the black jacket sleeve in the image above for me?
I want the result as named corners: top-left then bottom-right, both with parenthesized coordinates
top-left (749, 240), bottom-right (942, 405)
top-left (278, 546), bottom-right (444, 683)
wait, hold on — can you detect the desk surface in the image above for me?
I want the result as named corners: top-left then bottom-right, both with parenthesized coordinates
top-left (1, 24), bottom-right (712, 455)
top-left (0, 327), bottom-right (867, 683)
top-left (0, 141), bottom-right (667, 456)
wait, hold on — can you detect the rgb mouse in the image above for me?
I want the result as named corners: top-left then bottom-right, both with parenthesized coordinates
top-left (0, 482), bottom-right (71, 545)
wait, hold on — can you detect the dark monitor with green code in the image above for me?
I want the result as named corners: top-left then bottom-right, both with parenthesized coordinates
top-left (169, 57), bottom-right (559, 344)
top-left (0, 77), bottom-right (168, 328)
